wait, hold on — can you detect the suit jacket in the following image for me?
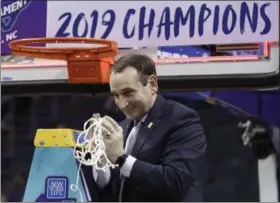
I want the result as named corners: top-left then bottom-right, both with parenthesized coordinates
top-left (84, 94), bottom-right (207, 202)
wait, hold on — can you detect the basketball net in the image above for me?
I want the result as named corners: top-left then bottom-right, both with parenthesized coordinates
top-left (71, 115), bottom-right (118, 201)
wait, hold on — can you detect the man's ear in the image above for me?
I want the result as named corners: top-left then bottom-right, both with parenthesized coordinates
top-left (148, 75), bottom-right (158, 94)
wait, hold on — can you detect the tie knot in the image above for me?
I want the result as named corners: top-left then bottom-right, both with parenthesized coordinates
top-left (134, 120), bottom-right (144, 128)
top-left (133, 120), bottom-right (139, 126)
top-left (133, 114), bottom-right (147, 127)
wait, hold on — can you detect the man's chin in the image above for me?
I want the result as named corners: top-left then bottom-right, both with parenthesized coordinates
top-left (124, 113), bottom-right (134, 120)
top-left (124, 112), bottom-right (138, 120)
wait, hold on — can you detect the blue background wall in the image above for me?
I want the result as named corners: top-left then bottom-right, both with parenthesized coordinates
top-left (211, 90), bottom-right (280, 127)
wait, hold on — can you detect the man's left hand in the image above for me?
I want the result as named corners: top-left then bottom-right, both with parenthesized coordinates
top-left (101, 116), bottom-right (125, 163)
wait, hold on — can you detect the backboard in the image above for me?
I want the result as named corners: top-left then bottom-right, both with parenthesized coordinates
top-left (1, 42), bottom-right (279, 92)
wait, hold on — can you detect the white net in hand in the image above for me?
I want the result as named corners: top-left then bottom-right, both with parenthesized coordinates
top-left (70, 116), bottom-right (117, 202)
top-left (73, 116), bottom-right (117, 170)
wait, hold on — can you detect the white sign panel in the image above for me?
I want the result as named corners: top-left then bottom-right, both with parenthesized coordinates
top-left (47, 1), bottom-right (279, 47)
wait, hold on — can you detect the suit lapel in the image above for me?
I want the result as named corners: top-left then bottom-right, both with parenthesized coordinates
top-left (131, 117), bottom-right (161, 157)
top-left (131, 95), bottom-right (165, 157)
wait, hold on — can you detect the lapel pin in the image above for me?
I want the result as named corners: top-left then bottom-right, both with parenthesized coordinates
top-left (148, 122), bottom-right (153, 128)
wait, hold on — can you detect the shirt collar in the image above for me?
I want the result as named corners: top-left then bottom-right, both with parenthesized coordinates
top-left (134, 113), bottom-right (148, 127)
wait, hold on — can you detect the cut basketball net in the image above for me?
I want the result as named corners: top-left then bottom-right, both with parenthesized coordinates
top-left (71, 115), bottom-right (117, 202)
top-left (73, 115), bottom-right (117, 170)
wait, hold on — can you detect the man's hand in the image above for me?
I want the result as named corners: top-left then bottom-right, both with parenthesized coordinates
top-left (101, 116), bottom-right (125, 163)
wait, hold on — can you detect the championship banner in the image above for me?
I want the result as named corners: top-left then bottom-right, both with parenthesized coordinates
top-left (46, 1), bottom-right (279, 47)
top-left (1, 1), bottom-right (279, 55)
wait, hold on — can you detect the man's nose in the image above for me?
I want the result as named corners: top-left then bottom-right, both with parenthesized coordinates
top-left (119, 98), bottom-right (129, 109)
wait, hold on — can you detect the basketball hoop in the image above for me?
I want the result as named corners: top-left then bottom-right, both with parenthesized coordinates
top-left (9, 37), bottom-right (119, 84)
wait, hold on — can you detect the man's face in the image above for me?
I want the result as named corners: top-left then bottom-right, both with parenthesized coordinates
top-left (110, 67), bottom-right (158, 120)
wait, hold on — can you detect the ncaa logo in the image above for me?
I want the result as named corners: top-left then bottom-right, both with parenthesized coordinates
top-left (1, 0), bottom-right (31, 32)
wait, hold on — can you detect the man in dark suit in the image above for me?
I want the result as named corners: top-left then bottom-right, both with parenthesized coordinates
top-left (92, 54), bottom-right (207, 201)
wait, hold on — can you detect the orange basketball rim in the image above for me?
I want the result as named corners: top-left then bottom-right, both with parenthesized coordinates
top-left (9, 37), bottom-right (119, 84)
